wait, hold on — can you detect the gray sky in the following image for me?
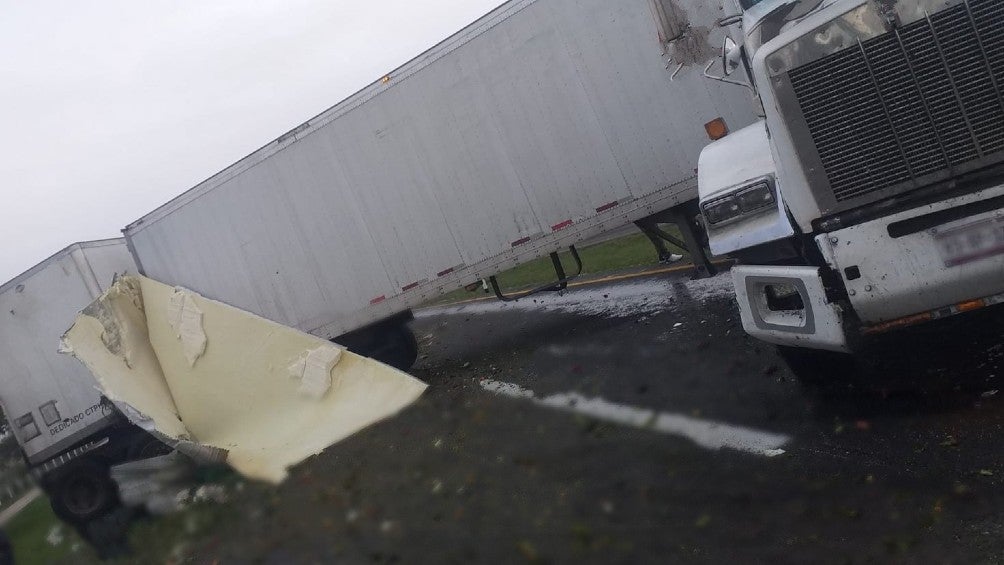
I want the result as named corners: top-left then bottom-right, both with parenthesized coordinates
top-left (0, 0), bottom-right (503, 283)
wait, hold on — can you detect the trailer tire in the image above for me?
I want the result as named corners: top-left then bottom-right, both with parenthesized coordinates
top-left (335, 319), bottom-right (419, 370)
top-left (383, 325), bottom-right (419, 371)
top-left (50, 461), bottom-right (118, 524)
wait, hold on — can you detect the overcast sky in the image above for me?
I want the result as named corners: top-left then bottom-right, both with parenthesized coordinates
top-left (0, 0), bottom-right (503, 283)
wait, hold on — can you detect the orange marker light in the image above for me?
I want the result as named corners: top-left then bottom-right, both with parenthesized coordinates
top-left (705, 118), bottom-right (729, 141)
top-left (956, 299), bottom-right (985, 313)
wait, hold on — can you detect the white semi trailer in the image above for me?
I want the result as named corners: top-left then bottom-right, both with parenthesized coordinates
top-left (698, 0), bottom-right (1004, 383)
top-left (121, 0), bottom-right (758, 368)
top-left (0, 240), bottom-right (166, 529)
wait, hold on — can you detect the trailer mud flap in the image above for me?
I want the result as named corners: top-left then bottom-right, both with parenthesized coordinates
top-left (60, 275), bottom-right (427, 484)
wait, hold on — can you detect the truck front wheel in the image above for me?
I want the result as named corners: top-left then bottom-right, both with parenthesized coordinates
top-left (777, 346), bottom-right (863, 394)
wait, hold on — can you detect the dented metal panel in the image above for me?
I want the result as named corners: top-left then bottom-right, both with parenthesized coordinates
top-left (124, 0), bottom-right (757, 337)
top-left (0, 239), bottom-right (137, 464)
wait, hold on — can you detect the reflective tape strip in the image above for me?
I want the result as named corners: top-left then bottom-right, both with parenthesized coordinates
top-left (551, 220), bottom-right (573, 232)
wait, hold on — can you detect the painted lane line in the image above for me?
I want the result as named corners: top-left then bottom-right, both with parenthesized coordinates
top-left (480, 379), bottom-right (789, 458)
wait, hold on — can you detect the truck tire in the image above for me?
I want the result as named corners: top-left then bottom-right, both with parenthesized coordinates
top-left (50, 460), bottom-right (118, 524)
top-left (777, 346), bottom-right (864, 394)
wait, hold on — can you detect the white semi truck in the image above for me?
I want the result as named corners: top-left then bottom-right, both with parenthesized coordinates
top-left (0, 240), bottom-right (166, 530)
top-left (698, 0), bottom-right (1004, 382)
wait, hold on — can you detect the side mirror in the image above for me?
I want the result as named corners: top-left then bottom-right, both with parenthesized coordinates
top-left (717, 14), bottom-right (743, 27)
top-left (703, 35), bottom-right (754, 94)
top-left (722, 36), bottom-right (742, 77)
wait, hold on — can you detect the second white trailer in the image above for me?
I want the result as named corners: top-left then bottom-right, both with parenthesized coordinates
top-left (0, 239), bottom-right (167, 528)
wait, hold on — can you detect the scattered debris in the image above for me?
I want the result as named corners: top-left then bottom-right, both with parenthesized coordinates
top-left (45, 525), bottom-right (64, 547)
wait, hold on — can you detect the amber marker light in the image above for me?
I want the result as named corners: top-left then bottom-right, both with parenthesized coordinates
top-left (705, 118), bottom-right (729, 141)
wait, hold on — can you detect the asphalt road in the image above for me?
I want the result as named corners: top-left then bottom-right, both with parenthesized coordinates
top-left (125, 268), bottom-right (1004, 564)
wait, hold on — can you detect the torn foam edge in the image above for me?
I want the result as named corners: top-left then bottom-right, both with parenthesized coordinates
top-left (111, 399), bottom-right (228, 465)
top-left (167, 288), bottom-right (208, 367)
top-left (57, 335), bottom-right (73, 355)
top-left (287, 345), bottom-right (343, 400)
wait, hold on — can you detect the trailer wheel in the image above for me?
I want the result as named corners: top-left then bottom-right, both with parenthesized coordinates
top-left (335, 321), bottom-right (419, 370)
top-left (50, 461), bottom-right (117, 524)
top-left (383, 325), bottom-right (419, 371)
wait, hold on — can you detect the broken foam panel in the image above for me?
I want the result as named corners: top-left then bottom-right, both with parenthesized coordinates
top-left (61, 275), bottom-right (427, 483)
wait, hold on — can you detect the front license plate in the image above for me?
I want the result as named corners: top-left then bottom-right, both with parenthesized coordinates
top-left (934, 217), bottom-right (1004, 267)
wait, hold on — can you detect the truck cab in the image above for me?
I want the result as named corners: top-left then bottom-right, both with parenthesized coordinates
top-left (699, 0), bottom-right (1004, 379)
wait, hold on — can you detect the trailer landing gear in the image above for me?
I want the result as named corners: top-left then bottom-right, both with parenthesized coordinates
top-left (636, 203), bottom-right (717, 280)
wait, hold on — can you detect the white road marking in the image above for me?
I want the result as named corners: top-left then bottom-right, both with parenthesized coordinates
top-left (417, 274), bottom-right (734, 319)
top-left (481, 379), bottom-right (789, 458)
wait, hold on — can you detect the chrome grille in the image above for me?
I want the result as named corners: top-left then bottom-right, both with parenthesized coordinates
top-left (788, 0), bottom-right (1004, 204)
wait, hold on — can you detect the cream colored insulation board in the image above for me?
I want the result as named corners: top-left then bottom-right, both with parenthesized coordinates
top-left (62, 275), bottom-right (427, 483)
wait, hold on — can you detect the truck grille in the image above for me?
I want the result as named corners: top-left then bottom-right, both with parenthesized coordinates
top-left (788, 0), bottom-right (1004, 204)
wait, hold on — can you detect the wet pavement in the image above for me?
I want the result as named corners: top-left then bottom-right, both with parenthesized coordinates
top-left (112, 269), bottom-right (1004, 563)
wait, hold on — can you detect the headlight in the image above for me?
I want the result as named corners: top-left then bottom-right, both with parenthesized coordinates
top-left (702, 177), bottom-right (776, 226)
top-left (703, 197), bottom-right (743, 225)
top-left (736, 181), bottom-right (775, 212)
